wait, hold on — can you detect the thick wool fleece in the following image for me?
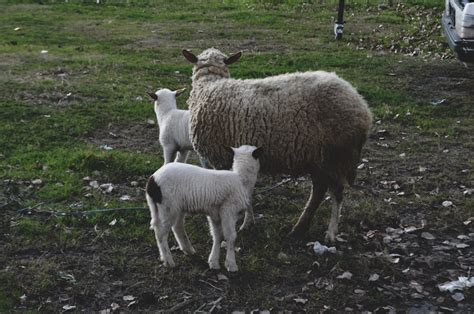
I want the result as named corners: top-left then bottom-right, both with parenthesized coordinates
top-left (187, 48), bottom-right (372, 185)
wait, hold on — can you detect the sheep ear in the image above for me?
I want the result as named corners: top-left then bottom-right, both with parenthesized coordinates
top-left (182, 49), bottom-right (198, 64)
top-left (224, 51), bottom-right (242, 65)
top-left (175, 88), bottom-right (186, 97)
top-left (147, 92), bottom-right (157, 101)
top-left (252, 146), bottom-right (264, 159)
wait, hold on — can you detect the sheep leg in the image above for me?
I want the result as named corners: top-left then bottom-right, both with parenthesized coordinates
top-left (175, 150), bottom-right (190, 163)
top-left (239, 206), bottom-right (255, 231)
top-left (153, 222), bottom-right (175, 267)
top-left (290, 179), bottom-right (328, 238)
top-left (325, 185), bottom-right (344, 243)
top-left (163, 145), bottom-right (177, 164)
top-left (221, 211), bottom-right (238, 272)
top-left (207, 216), bottom-right (223, 270)
top-left (172, 212), bottom-right (195, 255)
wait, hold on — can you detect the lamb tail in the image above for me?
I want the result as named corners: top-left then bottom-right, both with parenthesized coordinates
top-left (146, 175), bottom-right (162, 230)
top-left (146, 175), bottom-right (162, 203)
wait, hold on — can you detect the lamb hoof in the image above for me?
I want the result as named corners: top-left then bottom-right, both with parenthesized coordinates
top-left (163, 260), bottom-right (176, 268)
top-left (208, 261), bottom-right (220, 270)
top-left (225, 262), bottom-right (238, 273)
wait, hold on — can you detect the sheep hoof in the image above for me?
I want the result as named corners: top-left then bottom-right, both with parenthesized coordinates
top-left (184, 246), bottom-right (196, 255)
top-left (208, 260), bottom-right (220, 270)
top-left (288, 226), bottom-right (307, 239)
top-left (325, 231), bottom-right (336, 244)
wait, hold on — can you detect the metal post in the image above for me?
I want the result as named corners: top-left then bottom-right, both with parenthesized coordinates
top-left (334, 0), bottom-right (345, 39)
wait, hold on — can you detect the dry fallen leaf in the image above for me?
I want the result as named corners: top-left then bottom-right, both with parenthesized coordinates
top-left (442, 200), bottom-right (453, 207)
top-left (421, 232), bottom-right (435, 240)
top-left (337, 271), bottom-right (353, 280)
top-left (120, 195), bottom-right (131, 201)
top-left (62, 305), bottom-right (76, 311)
top-left (293, 297), bottom-right (308, 304)
top-left (123, 295), bottom-right (135, 301)
top-left (110, 302), bottom-right (120, 310)
top-left (409, 281), bottom-right (423, 293)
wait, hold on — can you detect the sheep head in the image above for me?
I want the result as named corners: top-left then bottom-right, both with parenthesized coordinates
top-left (182, 48), bottom-right (242, 66)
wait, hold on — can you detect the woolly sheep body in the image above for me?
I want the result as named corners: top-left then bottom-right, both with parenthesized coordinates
top-left (183, 48), bottom-right (372, 242)
top-left (190, 70), bottom-right (371, 179)
top-left (146, 145), bottom-right (262, 271)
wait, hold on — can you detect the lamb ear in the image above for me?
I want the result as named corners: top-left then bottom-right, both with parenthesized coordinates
top-left (224, 51), bottom-right (242, 65)
top-left (222, 145), bottom-right (234, 156)
top-left (175, 88), bottom-right (186, 97)
top-left (252, 146), bottom-right (264, 159)
top-left (182, 49), bottom-right (198, 63)
top-left (147, 92), bottom-right (157, 101)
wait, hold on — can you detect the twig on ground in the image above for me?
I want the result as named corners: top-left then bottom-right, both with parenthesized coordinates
top-left (167, 298), bottom-right (197, 312)
top-left (209, 296), bottom-right (223, 312)
top-left (198, 279), bottom-right (224, 292)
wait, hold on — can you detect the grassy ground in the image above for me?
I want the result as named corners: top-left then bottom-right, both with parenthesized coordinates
top-left (1, 0), bottom-right (473, 312)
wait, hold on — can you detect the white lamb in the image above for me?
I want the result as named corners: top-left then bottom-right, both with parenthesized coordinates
top-left (145, 145), bottom-right (263, 272)
top-left (147, 88), bottom-right (193, 164)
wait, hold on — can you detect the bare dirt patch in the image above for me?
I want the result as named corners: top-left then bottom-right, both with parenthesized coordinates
top-left (85, 122), bottom-right (160, 154)
top-left (396, 59), bottom-right (474, 104)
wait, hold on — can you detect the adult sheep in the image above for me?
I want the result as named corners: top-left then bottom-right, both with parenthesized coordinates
top-left (182, 48), bottom-right (372, 242)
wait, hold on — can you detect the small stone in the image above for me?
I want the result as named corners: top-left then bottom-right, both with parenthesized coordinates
top-left (100, 183), bottom-right (114, 194)
top-left (442, 201), bottom-right (453, 207)
top-left (411, 292), bottom-right (424, 299)
top-left (89, 180), bottom-right (99, 189)
top-left (451, 292), bottom-right (464, 302)
top-left (277, 252), bottom-right (289, 261)
top-left (421, 232), bottom-right (435, 240)
top-left (111, 303), bottom-right (120, 311)
top-left (337, 271), bottom-right (353, 280)
top-left (120, 195), bottom-right (131, 201)
top-left (32, 179), bottom-right (42, 185)
top-left (368, 274), bottom-right (379, 282)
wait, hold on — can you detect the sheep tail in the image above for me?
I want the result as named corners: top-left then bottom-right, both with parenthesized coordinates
top-left (239, 206), bottom-right (255, 231)
top-left (146, 175), bottom-right (162, 230)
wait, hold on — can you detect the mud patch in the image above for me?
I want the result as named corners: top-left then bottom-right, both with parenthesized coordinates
top-left (396, 59), bottom-right (474, 104)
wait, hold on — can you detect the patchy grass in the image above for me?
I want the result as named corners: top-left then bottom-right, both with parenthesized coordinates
top-left (0, 0), bottom-right (473, 312)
